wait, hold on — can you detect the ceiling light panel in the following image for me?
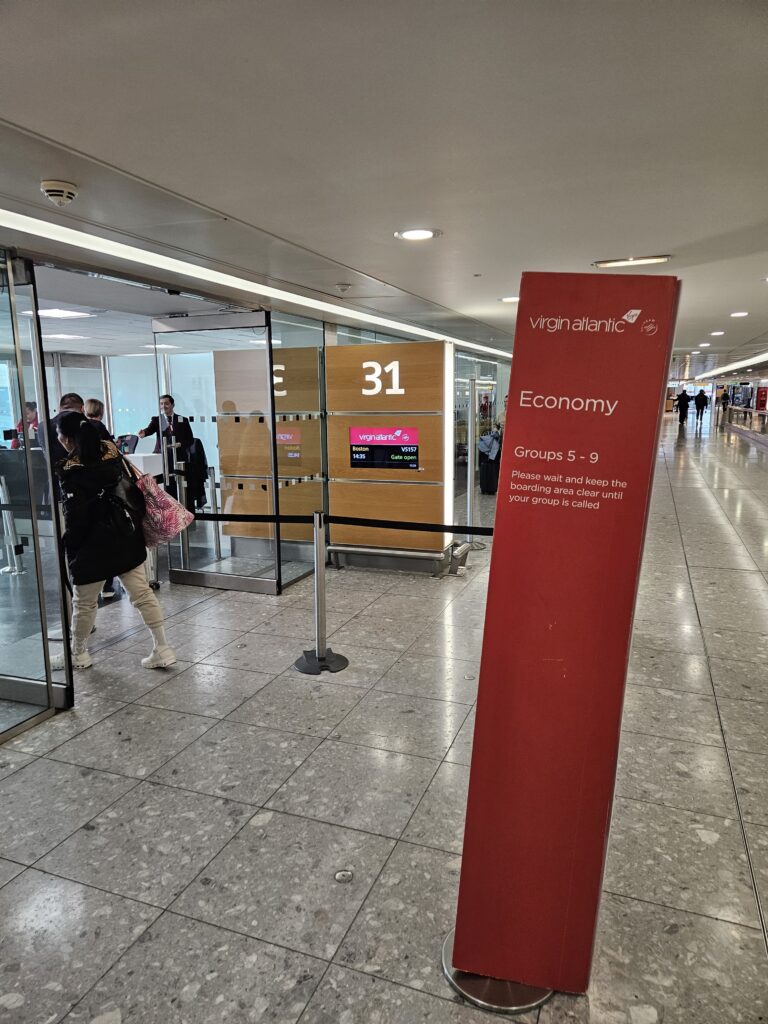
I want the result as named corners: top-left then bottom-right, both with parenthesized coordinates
top-left (592, 255), bottom-right (671, 269)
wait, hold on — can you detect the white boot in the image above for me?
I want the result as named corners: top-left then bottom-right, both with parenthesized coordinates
top-left (50, 635), bottom-right (93, 671)
top-left (142, 624), bottom-right (177, 669)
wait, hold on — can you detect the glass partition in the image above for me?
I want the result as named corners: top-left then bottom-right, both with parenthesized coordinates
top-left (0, 253), bottom-right (56, 737)
top-left (150, 312), bottom-right (282, 591)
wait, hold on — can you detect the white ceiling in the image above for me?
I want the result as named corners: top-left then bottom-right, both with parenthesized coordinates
top-left (1, 0), bottom-right (767, 376)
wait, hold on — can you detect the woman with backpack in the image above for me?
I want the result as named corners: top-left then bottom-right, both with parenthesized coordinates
top-left (50, 413), bottom-right (176, 670)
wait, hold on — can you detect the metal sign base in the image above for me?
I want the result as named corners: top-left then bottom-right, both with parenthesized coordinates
top-left (441, 930), bottom-right (554, 1016)
top-left (295, 648), bottom-right (349, 675)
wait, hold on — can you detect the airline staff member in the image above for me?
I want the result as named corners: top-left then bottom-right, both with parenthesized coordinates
top-left (138, 394), bottom-right (193, 499)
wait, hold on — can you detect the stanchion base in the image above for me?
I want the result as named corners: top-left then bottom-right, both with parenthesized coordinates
top-left (441, 930), bottom-right (553, 1015)
top-left (294, 648), bottom-right (349, 675)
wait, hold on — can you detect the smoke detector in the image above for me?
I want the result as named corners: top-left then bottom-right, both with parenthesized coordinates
top-left (40, 180), bottom-right (78, 207)
top-left (335, 282), bottom-right (352, 294)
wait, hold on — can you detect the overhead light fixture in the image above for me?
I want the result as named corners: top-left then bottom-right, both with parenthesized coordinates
top-left (0, 208), bottom-right (510, 360)
top-left (42, 334), bottom-right (87, 340)
top-left (691, 350), bottom-right (701, 355)
top-left (21, 308), bottom-right (94, 319)
top-left (730, 311), bottom-right (749, 317)
top-left (123, 353), bottom-right (153, 358)
top-left (144, 344), bottom-right (180, 350)
top-left (591, 255), bottom-right (671, 269)
top-left (710, 331), bottom-right (725, 336)
top-left (696, 350), bottom-right (768, 380)
top-left (393, 228), bottom-right (441, 241)
top-left (499, 296), bottom-right (519, 303)
top-left (699, 343), bottom-right (710, 348)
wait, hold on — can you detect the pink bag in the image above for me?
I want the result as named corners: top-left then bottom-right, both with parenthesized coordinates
top-left (124, 460), bottom-right (194, 547)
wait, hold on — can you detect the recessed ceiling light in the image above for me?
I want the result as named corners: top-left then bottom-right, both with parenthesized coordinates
top-left (42, 334), bottom-right (88, 340)
top-left (699, 342), bottom-right (710, 347)
top-left (144, 344), bottom-right (179, 350)
top-left (730, 311), bottom-right (749, 317)
top-left (710, 331), bottom-right (725, 336)
top-left (393, 228), bottom-right (442, 241)
top-left (499, 296), bottom-right (519, 303)
top-left (124, 353), bottom-right (153, 358)
top-left (591, 255), bottom-right (671, 269)
top-left (21, 308), bottom-right (95, 319)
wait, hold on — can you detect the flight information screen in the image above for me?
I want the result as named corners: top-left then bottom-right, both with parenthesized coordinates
top-left (349, 426), bottom-right (419, 470)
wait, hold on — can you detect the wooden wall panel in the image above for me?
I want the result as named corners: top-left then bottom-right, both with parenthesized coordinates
top-left (218, 415), bottom-right (322, 477)
top-left (274, 347), bottom-right (321, 413)
top-left (329, 481), bottom-right (445, 552)
top-left (213, 350), bottom-right (269, 414)
top-left (327, 414), bottom-right (443, 482)
top-left (326, 341), bottom-right (444, 413)
top-left (220, 477), bottom-right (320, 542)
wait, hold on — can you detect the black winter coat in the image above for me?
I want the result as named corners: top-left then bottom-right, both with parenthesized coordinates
top-left (57, 441), bottom-right (147, 585)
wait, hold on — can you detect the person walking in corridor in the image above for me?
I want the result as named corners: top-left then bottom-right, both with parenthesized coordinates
top-left (694, 389), bottom-right (709, 423)
top-left (675, 389), bottom-right (692, 424)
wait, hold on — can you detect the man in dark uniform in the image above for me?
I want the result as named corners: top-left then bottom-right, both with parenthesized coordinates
top-left (138, 394), bottom-right (193, 499)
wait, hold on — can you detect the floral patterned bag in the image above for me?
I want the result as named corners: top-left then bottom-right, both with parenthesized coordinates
top-left (123, 458), bottom-right (194, 547)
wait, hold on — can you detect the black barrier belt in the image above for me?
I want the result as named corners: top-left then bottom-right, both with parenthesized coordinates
top-left (326, 514), bottom-right (494, 537)
top-left (192, 510), bottom-right (494, 537)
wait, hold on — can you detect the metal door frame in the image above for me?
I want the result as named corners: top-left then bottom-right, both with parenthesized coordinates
top-left (150, 309), bottom-right (282, 595)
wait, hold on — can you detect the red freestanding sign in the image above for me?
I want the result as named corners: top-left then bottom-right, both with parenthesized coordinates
top-left (452, 271), bottom-right (680, 994)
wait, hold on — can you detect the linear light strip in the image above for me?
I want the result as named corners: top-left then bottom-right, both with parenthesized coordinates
top-left (695, 351), bottom-right (768, 380)
top-left (0, 208), bottom-right (511, 361)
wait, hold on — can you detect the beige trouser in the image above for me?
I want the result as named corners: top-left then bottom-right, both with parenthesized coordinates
top-left (72, 564), bottom-right (164, 645)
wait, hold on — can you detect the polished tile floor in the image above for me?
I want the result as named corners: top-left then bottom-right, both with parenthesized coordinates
top-left (1, 411), bottom-right (767, 1023)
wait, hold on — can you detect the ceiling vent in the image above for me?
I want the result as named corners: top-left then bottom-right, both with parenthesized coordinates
top-left (40, 180), bottom-right (78, 207)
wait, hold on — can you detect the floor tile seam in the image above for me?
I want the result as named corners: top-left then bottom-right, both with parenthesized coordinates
top-left (44, 703), bottom-right (221, 780)
top-left (321, 786), bottom-right (445, 980)
top-left (22, 860), bottom-right (173, 912)
top-left (18, 877), bottom-right (164, 1024)
top-left (0, 749), bottom-right (44, 777)
top-left (223, 690), bottom-right (371, 742)
top-left (708, 690), bottom-right (768, 706)
top-left (600, 887), bottom-right (765, 935)
top-left (371, 681), bottom-right (475, 706)
top-left (321, 734), bottom-right (447, 764)
top-left (612, 791), bottom-right (740, 824)
top-left (259, 797), bottom-right (432, 845)
top-left (307, 961), bottom-right (502, 1019)
top-left (625, 679), bottom-right (715, 697)
top-left (22, 775), bottom-right (144, 871)
top-left (624, 680), bottom-right (718, 702)
top-left (620, 724), bottom-right (724, 751)
top-left (669, 450), bottom-right (768, 955)
top-left (128, 774), bottom-right (274, 813)
top-left (14, 697), bottom-right (132, 759)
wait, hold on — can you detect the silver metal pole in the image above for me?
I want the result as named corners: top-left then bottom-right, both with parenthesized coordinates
top-left (175, 462), bottom-right (190, 569)
top-left (100, 356), bottom-right (114, 435)
top-left (208, 465), bottom-right (222, 561)
top-left (313, 510), bottom-right (327, 660)
top-left (467, 377), bottom-right (477, 544)
top-left (294, 510), bottom-right (348, 675)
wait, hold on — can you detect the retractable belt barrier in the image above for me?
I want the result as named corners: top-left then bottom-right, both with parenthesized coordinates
top-left (190, 508), bottom-right (493, 676)
top-left (192, 510), bottom-right (495, 537)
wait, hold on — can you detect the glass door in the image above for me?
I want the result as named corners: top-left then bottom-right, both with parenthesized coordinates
top-left (0, 253), bottom-right (56, 738)
top-left (149, 311), bottom-right (283, 594)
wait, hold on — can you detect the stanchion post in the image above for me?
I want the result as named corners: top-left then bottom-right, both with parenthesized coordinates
top-left (295, 510), bottom-right (348, 675)
top-left (175, 462), bottom-right (191, 570)
top-left (467, 377), bottom-right (476, 544)
top-left (208, 466), bottom-right (222, 561)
